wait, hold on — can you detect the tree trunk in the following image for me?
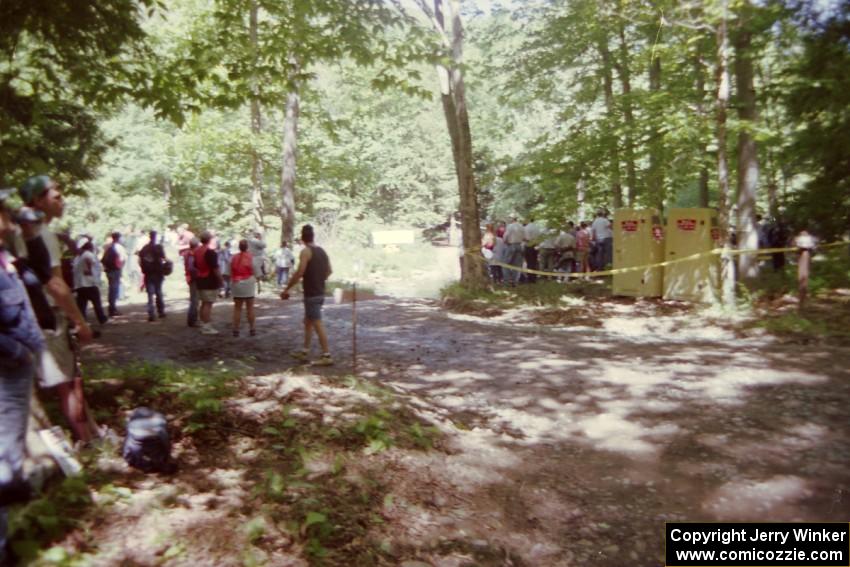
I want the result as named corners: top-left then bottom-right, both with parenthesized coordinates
top-left (716, 0), bottom-right (735, 305)
top-left (695, 50), bottom-right (710, 208)
top-left (734, 24), bottom-right (759, 279)
top-left (249, 0), bottom-right (264, 230)
top-left (279, 85), bottom-right (299, 246)
top-left (616, 22), bottom-right (638, 206)
top-left (577, 177), bottom-right (588, 220)
top-left (598, 38), bottom-right (623, 209)
top-left (647, 29), bottom-right (664, 212)
top-left (715, 9), bottom-right (731, 240)
top-left (435, 0), bottom-right (487, 287)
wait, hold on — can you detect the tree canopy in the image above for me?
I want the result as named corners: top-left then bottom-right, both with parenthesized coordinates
top-left (1, 0), bottom-right (847, 243)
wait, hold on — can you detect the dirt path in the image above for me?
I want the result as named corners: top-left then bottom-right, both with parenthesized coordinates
top-left (79, 292), bottom-right (850, 566)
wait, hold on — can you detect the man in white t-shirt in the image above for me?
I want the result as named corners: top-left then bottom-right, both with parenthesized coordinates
top-left (591, 210), bottom-right (613, 269)
top-left (503, 215), bottom-right (525, 286)
top-left (273, 242), bottom-right (295, 287)
top-left (73, 239), bottom-right (108, 325)
top-left (19, 175), bottom-right (101, 443)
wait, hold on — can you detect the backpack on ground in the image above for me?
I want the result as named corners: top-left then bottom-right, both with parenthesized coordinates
top-left (122, 407), bottom-right (177, 474)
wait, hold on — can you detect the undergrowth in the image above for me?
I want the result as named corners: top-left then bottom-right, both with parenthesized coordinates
top-left (245, 374), bottom-right (441, 564)
top-left (13, 363), bottom-right (442, 566)
top-left (440, 278), bottom-right (610, 315)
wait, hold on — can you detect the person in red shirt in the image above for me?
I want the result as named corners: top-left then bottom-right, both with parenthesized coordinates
top-left (575, 221), bottom-right (591, 274)
top-left (194, 231), bottom-right (221, 335)
top-left (230, 239), bottom-right (257, 336)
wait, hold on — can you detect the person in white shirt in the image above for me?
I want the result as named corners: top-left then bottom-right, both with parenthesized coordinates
top-left (503, 215), bottom-right (525, 286)
top-left (591, 210), bottom-right (613, 269)
top-left (523, 218), bottom-right (543, 283)
top-left (73, 239), bottom-right (108, 325)
top-left (538, 227), bottom-right (558, 275)
top-left (273, 242), bottom-right (295, 287)
top-left (248, 230), bottom-right (267, 292)
top-left (554, 228), bottom-right (577, 275)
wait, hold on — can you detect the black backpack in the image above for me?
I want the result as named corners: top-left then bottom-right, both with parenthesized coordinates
top-left (122, 407), bottom-right (177, 474)
top-left (139, 244), bottom-right (163, 276)
top-left (101, 244), bottom-right (119, 271)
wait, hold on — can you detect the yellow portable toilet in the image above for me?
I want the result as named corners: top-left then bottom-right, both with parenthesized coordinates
top-left (663, 208), bottom-right (720, 302)
top-left (612, 208), bottom-right (664, 297)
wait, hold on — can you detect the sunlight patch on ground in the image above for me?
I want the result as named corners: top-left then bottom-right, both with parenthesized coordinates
top-left (602, 316), bottom-right (737, 342)
top-left (578, 413), bottom-right (656, 455)
top-left (250, 373), bottom-right (378, 406)
top-left (701, 367), bottom-right (825, 401)
top-left (490, 406), bottom-right (566, 440)
top-left (445, 427), bottom-right (522, 484)
top-left (704, 476), bottom-right (812, 520)
top-left (517, 356), bottom-right (582, 370)
top-left (418, 370), bottom-right (494, 384)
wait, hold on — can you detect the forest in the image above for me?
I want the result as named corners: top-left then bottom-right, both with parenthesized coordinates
top-left (3, 0), bottom-right (848, 274)
top-left (2, 1), bottom-right (850, 566)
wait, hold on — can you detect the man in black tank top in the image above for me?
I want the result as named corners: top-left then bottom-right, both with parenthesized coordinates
top-left (280, 225), bottom-right (333, 365)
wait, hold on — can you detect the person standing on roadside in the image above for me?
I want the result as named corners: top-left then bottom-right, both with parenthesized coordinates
top-left (503, 215), bottom-right (525, 287)
top-left (248, 230), bottom-right (267, 293)
top-left (219, 240), bottom-right (233, 299)
top-left (575, 221), bottom-right (591, 274)
top-left (18, 175), bottom-right (100, 443)
top-left (184, 238), bottom-right (200, 327)
top-left (176, 224), bottom-right (194, 259)
top-left (280, 225), bottom-right (333, 366)
top-left (273, 241), bottom-right (295, 288)
top-left (523, 217), bottom-right (543, 284)
top-left (73, 239), bottom-right (108, 326)
top-left (0, 189), bottom-right (45, 566)
top-left (591, 209), bottom-right (613, 269)
top-left (101, 232), bottom-right (125, 316)
top-left (194, 231), bottom-right (221, 335)
top-left (138, 231), bottom-right (168, 322)
top-left (230, 239), bottom-right (258, 337)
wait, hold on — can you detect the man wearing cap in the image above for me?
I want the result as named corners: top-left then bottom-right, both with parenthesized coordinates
top-left (18, 175), bottom-right (100, 443)
top-left (0, 188), bottom-right (45, 564)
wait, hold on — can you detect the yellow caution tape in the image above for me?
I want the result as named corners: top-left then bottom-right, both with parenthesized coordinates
top-left (466, 240), bottom-right (848, 279)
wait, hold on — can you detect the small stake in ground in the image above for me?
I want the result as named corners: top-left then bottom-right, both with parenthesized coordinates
top-left (795, 230), bottom-right (815, 311)
top-left (352, 282), bottom-right (357, 375)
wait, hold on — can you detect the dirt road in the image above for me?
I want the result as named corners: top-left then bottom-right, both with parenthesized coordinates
top-left (82, 292), bottom-right (850, 565)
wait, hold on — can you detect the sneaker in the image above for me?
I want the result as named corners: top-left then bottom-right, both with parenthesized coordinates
top-left (233, 329), bottom-right (240, 337)
top-left (249, 328), bottom-right (256, 337)
top-left (200, 324), bottom-right (219, 335)
top-left (148, 315), bottom-right (156, 322)
top-left (314, 353), bottom-right (334, 366)
top-left (290, 349), bottom-right (309, 361)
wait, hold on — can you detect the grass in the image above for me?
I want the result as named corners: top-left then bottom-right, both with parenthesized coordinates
top-left (13, 363), bottom-right (443, 566)
top-left (324, 241), bottom-right (443, 282)
top-left (440, 278), bottom-right (611, 315)
top-left (743, 248), bottom-right (850, 301)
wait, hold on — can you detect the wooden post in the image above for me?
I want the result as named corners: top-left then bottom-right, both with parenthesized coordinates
top-left (352, 282), bottom-right (357, 374)
top-left (795, 231), bottom-right (815, 311)
top-left (798, 249), bottom-right (810, 310)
